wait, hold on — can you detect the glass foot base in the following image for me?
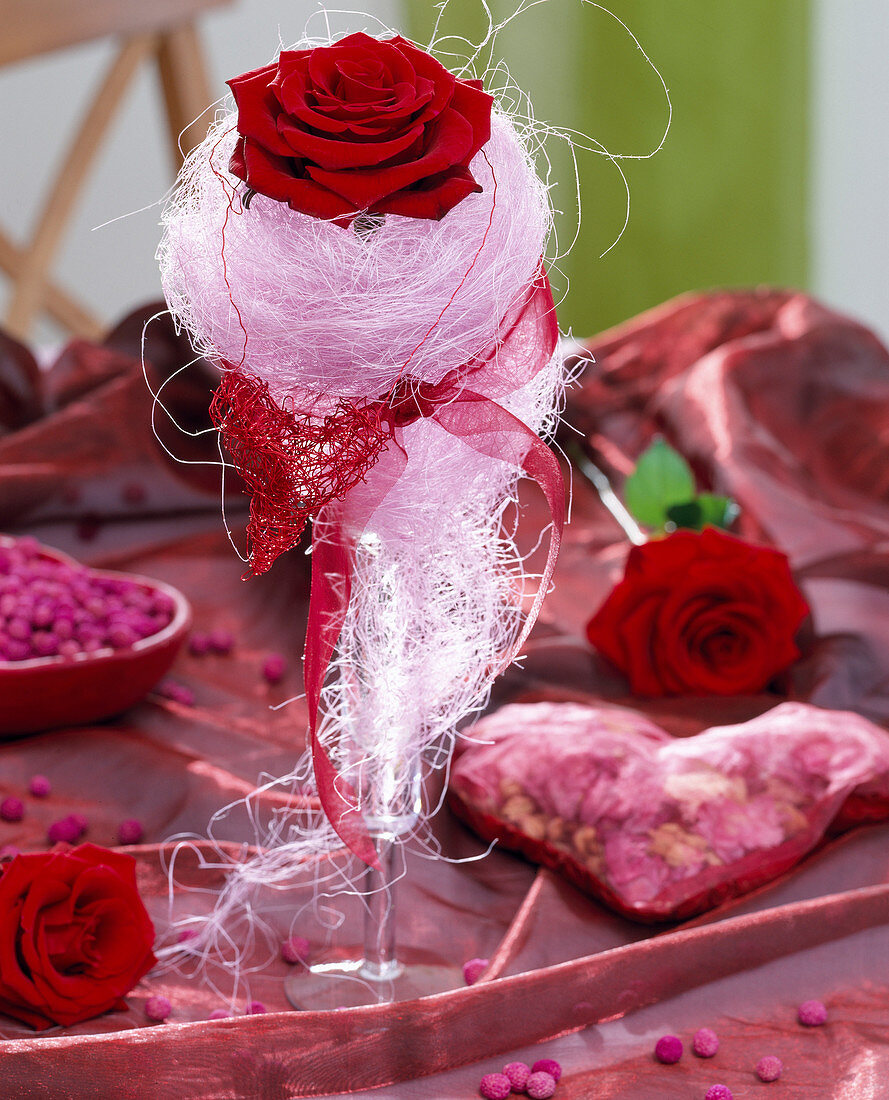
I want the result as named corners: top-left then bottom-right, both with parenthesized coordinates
top-left (284, 947), bottom-right (462, 1010)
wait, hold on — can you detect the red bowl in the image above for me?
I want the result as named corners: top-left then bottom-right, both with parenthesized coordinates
top-left (0, 540), bottom-right (191, 736)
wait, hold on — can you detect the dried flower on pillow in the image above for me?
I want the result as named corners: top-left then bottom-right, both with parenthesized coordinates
top-left (0, 844), bottom-right (156, 1029)
top-left (449, 702), bottom-right (889, 921)
top-left (586, 528), bottom-right (809, 696)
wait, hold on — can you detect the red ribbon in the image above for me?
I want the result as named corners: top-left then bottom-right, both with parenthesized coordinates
top-left (304, 270), bottom-right (564, 867)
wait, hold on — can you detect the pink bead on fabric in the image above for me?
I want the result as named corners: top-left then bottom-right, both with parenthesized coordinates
top-left (526, 1071), bottom-right (557, 1099)
top-left (654, 1035), bottom-right (683, 1064)
top-left (531, 1059), bottom-right (562, 1082)
top-left (756, 1055), bottom-right (783, 1082)
top-left (47, 814), bottom-right (87, 844)
top-left (0, 797), bottom-right (24, 823)
top-left (798, 999), bottom-right (828, 1026)
top-left (281, 935), bottom-right (310, 964)
top-left (145, 995), bottom-right (172, 1022)
top-left (478, 1073), bottom-right (511, 1100)
top-left (463, 957), bottom-right (489, 985)
top-left (262, 653), bottom-right (287, 684)
top-left (208, 1008), bottom-right (230, 1020)
top-left (705, 1087), bottom-right (732, 1100)
top-left (245, 1000), bottom-right (267, 1014)
top-left (28, 775), bottom-right (51, 798)
top-left (502, 1062), bottom-right (530, 1090)
top-left (117, 819), bottom-right (144, 845)
top-left (693, 1027), bottom-right (720, 1058)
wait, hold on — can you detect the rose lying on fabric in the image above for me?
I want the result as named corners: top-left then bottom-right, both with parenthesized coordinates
top-left (227, 33), bottom-right (493, 225)
top-left (586, 528), bottom-right (809, 696)
top-left (448, 702), bottom-right (889, 921)
top-left (0, 844), bottom-right (156, 1030)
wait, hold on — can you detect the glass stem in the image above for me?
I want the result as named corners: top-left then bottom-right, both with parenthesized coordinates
top-left (360, 834), bottom-right (402, 982)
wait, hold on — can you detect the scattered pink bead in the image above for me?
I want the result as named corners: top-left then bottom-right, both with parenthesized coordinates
top-left (144, 995), bottom-right (171, 1022)
top-left (47, 814), bottom-right (87, 844)
top-left (798, 999), bottom-right (828, 1027)
top-left (0, 845), bottom-right (20, 860)
top-left (655, 1035), bottom-right (683, 1064)
top-left (245, 1000), bottom-right (267, 1015)
top-left (693, 1027), bottom-right (719, 1058)
top-left (281, 935), bottom-right (310, 965)
top-left (502, 1062), bottom-right (531, 1091)
top-left (188, 632), bottom-right (211, 657)
top-left (0, 797), bottom-right (24, 823)
top-left (531, 1059), bottom-right (562, 1083)
top-left (158, 680), bottom-right (195, 707)
top-left (262, 652), bottom-right (287, 684)
top-left (756, 1055), bottom-right (783, 1082)
top-left (463, 957), bottom-right (489, 985)
top-left (28, 775), bottom-right (51, 798)
top-left (208, 629), bottom-right (234, 656)
top-left (478, 1073), bottom-right (511, 1100)
top-left (526, 1071), bottom-right (557, 1099)
top-left (705, 1087), bottom-right (732, 1100)
top-left (208, 1008), bottom-right (230, 1020)
top-left (117, 818), bottom-right (144, 844)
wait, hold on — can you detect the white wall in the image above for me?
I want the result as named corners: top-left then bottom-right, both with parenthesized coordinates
top-left (0, 0), bottom-right (399, 343)
top-left (812, 0), bottom-right (889, 341)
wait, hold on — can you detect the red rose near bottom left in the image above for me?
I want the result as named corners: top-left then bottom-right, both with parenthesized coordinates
top-left (0, 844), bottom-right (156, 1030)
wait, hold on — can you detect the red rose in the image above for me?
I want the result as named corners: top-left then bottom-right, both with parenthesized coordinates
top-left (586, 528), bottom-right (809, 696)
top-left (0, 844), bottom-right (156, 1030)
top-left (227, 33), bottom-right (493, 225)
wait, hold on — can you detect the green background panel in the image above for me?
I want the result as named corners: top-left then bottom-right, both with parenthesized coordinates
top-left (406, 1), bottom-right (810, 335)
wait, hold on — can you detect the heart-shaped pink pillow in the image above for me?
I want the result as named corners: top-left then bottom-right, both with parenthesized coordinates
top-left (448, 701), bottom-right (889, 921)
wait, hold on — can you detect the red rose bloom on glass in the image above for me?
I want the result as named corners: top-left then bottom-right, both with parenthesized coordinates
top-left (227, 33), bottom-right (493, 225)
top-left (0, 844), bottom-right (156, 1030)
top-left (586, 528), bottom-right (809, 696)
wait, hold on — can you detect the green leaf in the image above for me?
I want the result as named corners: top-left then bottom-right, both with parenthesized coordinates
top-left (624, 440), bottom-right (696, 528)
top-left (665, 494), bottom-right (740, 532)
top-left (665, 500), bottom-right (703, 530)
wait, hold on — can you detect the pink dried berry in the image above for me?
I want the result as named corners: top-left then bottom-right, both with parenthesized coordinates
top-left (188, 632), bottom-right (211, 656)
top-left (756, 1055), bottom-right (783, 1082)
top-left (693, 1027), bottom-right (719, 1058)
top-left (705, 1087), bottom-right (732, 1100)
top-left (208, 1008), bottom-right (230, 1020)
top-left (245, 1000), bottom-right (267, 1015)
top-left (208, 630), bottom-right (234, 656)
top-left (281, 935), bottom-right (310, 965)
top-left (47, 814), bottom-right (87, 844)
top-left (526, 1071), bottom-right (557, 1099)
top-left (478, 1073), bottom-right (511, 1100)
top-left (262, 653), bottom-right (287, 684)
top-left (463, 957), bottom-right (489, 985)
top-left (654, 1035), bottom-right (683, 1064)
top-left (28, 775), bottom-right (51, 798)
top-left (117, 818), bottom-right (144, 845)
top-left (798, 999), bottom-right (828, 1027)
top-left (502, 1062), bottom-right (530, 1090)
top-left (531, 1058), bottom-right (562, 1082)
top-left (145, 995), bottom-right (172, 1022)
top-left (0, 797), bottom-right (24, 823)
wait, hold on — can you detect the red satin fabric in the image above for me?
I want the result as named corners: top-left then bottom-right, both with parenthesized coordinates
top-left (2, 292), bottom-right (889, 1097)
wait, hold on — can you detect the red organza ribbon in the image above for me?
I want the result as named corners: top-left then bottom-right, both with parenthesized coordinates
top-left (304, 272), bottom-right (563, 866)
top-left (213, 269), bottom-right (562, 866)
